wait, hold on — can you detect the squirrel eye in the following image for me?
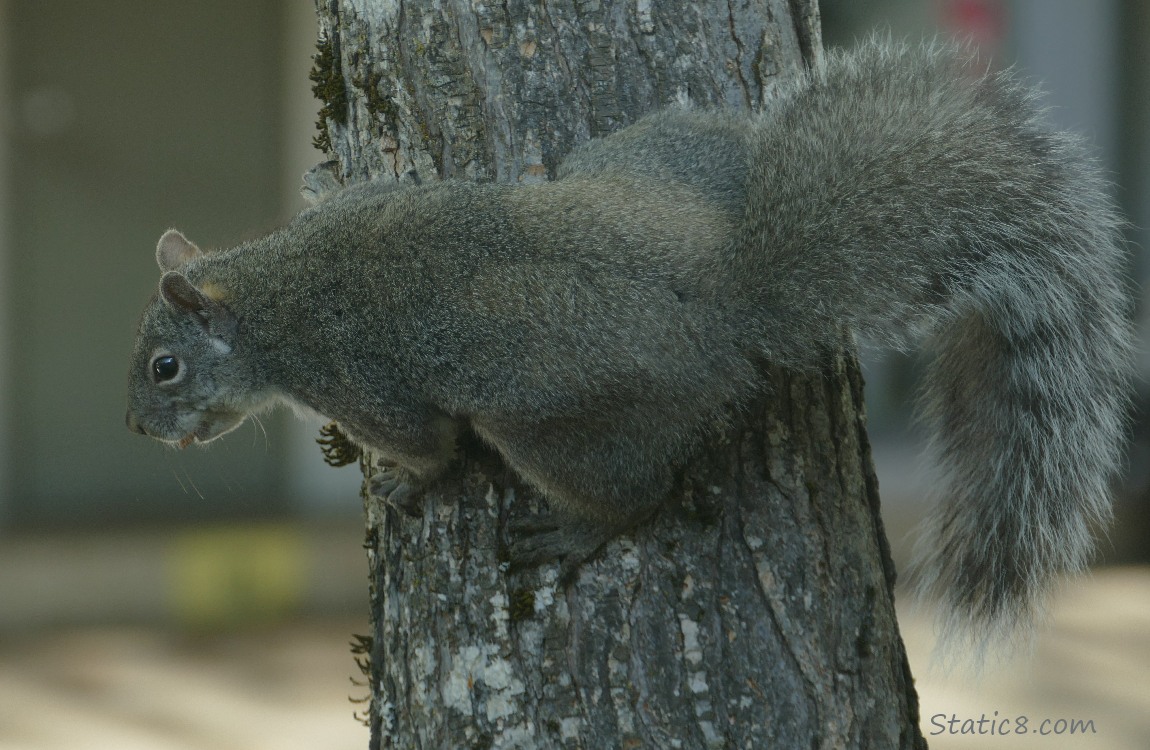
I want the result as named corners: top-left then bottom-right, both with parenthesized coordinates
top-left (152, 355), bottom-right (180, 382)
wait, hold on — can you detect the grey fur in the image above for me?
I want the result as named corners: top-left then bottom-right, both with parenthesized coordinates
top-left (126, 39), bottom-right (1132, 646)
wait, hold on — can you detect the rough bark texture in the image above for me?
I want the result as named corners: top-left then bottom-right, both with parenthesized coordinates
top-left (313, 1), bottom-right (925, 747)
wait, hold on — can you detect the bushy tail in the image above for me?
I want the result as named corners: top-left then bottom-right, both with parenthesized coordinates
top-left (737, 38), bottom-right (1134, 647)
top-left (915, 239), bottom-right (1132, 651)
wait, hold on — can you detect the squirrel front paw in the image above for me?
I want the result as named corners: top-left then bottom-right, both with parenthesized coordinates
top-left (300, 161), bottom-right (343, 205)
top-left (369, 467), bottom-right (424, 516)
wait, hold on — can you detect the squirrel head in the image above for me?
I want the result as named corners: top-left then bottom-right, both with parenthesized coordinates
top-left (125, 229), bottom-right (265, 448)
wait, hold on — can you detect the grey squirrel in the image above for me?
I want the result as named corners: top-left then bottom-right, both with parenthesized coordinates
top-left (126, 39), bottom-right (1132, 645)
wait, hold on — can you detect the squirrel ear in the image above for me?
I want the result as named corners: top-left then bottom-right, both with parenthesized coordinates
top-left (159, 271), bottom-right (209, 316)
top-left (159, 271), bottom-right (238, 345)
top-left (157, 229), bottom-right (202, 272)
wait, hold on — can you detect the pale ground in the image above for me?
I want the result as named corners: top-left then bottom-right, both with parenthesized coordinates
top-left (0, 618), bottom-right (370, 750)
top-left (902, 567), bottom-right (1150, 750)
top-left (0, 522), bottom-right (371, 750)
top-left (0, 569), bottom-right (1147, 749)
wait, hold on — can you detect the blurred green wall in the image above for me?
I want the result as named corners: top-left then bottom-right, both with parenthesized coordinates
top-left (3, 0), bottom-right (291, 526)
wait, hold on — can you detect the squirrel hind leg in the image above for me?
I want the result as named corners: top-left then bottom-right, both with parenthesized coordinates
top-left (477, 416), bottom-right (679, 582)
top-left (508, 504), bottom-right (660, 584)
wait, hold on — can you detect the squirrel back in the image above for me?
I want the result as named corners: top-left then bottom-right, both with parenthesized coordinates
top-left (126, 39), bottom-right (1133, 652)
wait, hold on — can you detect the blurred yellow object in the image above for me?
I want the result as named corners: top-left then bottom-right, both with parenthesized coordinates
top-left (167, 524), bottom-right (309, 627)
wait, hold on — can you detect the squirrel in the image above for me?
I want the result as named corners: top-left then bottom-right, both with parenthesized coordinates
top-left (126, 39), bottom-right (1132, 645)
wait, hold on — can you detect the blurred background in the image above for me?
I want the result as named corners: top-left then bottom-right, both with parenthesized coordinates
top-left (0, 0), bottom-right (1146, 748)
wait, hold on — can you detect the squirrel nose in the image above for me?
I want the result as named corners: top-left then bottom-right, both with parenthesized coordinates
top-left (126, 410), bottom-right (147, 435)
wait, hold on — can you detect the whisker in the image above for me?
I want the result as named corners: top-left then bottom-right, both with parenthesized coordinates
top-left (183, 469), bottom-right (205, 500)
top-left (251, 414), bottom-right (270, 451)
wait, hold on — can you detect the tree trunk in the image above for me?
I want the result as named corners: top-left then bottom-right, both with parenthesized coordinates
top-left (312, 1), bottom-right (926, 747)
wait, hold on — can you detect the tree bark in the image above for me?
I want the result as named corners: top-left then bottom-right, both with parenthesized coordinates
top-left (313, 1), bottom-right (926, 747)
